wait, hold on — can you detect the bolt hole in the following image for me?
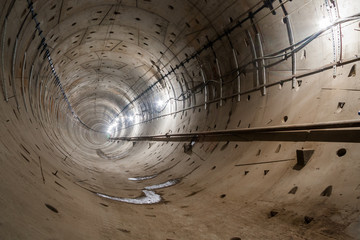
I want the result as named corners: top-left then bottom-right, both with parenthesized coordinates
top-left (269, 210), bottom-right (278, 218)
top-left (348, 64), bottom-right (356, 77)
top-left (288, 186), bottom-right (298, 194)
top-left (304, 216), bottom-right (314, 224)
top-left (336, 148), bottom-right (346, 157)
top-left (320, 185), bottom-right (332, 197)
top-left (282, 116), bottom-right (288, 123)
top-left (45, 203), bottom-right (58, 213)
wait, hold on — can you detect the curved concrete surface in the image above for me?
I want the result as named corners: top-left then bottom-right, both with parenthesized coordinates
top-left (0, 0), bottom-right (360, 239)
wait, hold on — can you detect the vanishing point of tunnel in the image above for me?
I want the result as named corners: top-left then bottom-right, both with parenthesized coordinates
top-left (0, 0), bottom-right (360, 239)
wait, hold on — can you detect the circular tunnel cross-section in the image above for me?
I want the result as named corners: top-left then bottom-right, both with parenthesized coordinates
top-left (0, 0), bottom-right (360, 239)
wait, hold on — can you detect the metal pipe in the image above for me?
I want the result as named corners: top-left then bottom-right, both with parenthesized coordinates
top-left (256, 33), bottom-right (266, 95)
top-left (111, 119), bottom-right (360, 143)
top-left (232, 48), bottom-right (241, 101)
top-left (1, 17), bottom-right (8, 101)
top-left (246, 30), bottom-right (259, 88)
top-left (284, 16), bottom-right (296, 88)
top-left (199, 65), bottom-right (208, 109)
top-left (21, 52), bottom-right (28, 112)
top-left (215, 58), bottom-right (223, 106)
top-left (12, 37), bottom-right (20, 109)
top-left (119, 56), bottom-right (360, 130)
top-left (166, 74), bottom-right (177, 115)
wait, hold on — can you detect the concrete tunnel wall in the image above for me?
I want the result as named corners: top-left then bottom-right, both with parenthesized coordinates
top-left (0, 0), bottom-right (360, 239)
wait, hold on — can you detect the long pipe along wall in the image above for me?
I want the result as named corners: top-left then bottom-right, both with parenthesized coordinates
top-left (0, 0), bottom-right (360, 239)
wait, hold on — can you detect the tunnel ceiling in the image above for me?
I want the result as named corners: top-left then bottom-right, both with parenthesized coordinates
top-left (1, 0), bottom-right (360, 239)
top-left (19, 0), bottom-right (246, 130)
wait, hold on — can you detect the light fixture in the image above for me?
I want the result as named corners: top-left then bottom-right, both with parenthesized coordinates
top-left (107, 122), bottom-right (118, 134)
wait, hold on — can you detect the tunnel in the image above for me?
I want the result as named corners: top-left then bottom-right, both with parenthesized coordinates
top-left (0, 0), bottom-right (360, 239)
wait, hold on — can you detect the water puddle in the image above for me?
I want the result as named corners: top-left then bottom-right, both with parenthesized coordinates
top-left (96, 164), bottom-right (199, 205)
top-left (144, 179), bottom-right (181, 190)
top-left (128, 174), bottom-right (158, 181)
top-left (97, 190), bottom-right (161, 204)
top-left (96, 179), bottom-right (181, 205)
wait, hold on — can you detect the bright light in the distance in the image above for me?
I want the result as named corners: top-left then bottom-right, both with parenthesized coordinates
top-left (156, 99), bottom-right (164, 108)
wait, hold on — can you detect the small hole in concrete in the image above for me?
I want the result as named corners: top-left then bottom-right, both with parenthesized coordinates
top-left (71, 22), bottom-right (76, 26)
top-left (247, 95), bottom-right (250, 101)
top-left (230, 238), bottom-right (241, 240)
top-left (244, 170), bottom-right (249, 175)
top-left (45, 203), bottom-right (58, 213)
top-left (336, 148), bottom-right (346, 157)
top-left (220, 194), bottom-right (226, 198)
top-left (288, 186), bottom-right (298, 194)
top-left (256, 149), bottom-right (261, 156)
top-left (304, 216), bottom-right (314, 224)
top-left (135, 17), bottom-right (141, 21)
top-left (320, 185), bottom-right (332, 197)
top-left (264, 170), bottom-right (269, 175)
top-left (211, 166), bottom-right (216, 170)
top-left (336, 102), bottom-right (345, 113)
top-left (283, 116), bottom-right (288, 122)
top-left (275, 144), bottom-right (281, 153)
top-left (168, 5), bottom-right (174, 10)
top-left (348, 64), bottom-right (356, 77)
top-left (269, 210), bottom-right (278, 218)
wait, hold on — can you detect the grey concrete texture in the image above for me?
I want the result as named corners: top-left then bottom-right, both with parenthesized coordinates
top-left (0, 0), bottom-right (360, 239)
